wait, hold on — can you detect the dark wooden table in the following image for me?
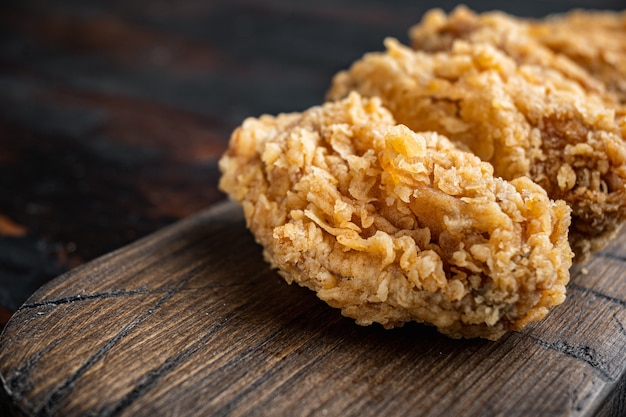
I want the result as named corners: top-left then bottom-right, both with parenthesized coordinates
top-left (1, 1), bottom-right (625, 415)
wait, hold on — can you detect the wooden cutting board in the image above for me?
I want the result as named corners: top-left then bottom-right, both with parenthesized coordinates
top-left (1, 201), bottom-right (625, 417)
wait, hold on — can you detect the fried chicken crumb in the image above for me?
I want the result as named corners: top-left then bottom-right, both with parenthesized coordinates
top-left (219, 93), bottom-right (573, 340)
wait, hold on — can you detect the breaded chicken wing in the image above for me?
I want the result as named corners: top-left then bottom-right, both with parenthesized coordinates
top-left (327, 37), bottom-right (626, 260)
top-left (219, 93), bottom-right (573, 340)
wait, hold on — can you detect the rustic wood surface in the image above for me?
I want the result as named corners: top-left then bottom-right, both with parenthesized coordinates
top-left (0, 201), bottom-right (625, 417)
top-left (1, 0), bottom-right (626, 415)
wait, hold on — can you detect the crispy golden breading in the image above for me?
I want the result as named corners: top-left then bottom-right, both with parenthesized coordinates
top-left (409, 7), bottom-right (615, 102)
top-left (327, 35), bottom-right (626, 260)
top-left (410, 6), bottom-right (626, 104)
top-left (219, 93), bottom-right (573, 340)
top-left (530, 10), bottom-right (626, 104)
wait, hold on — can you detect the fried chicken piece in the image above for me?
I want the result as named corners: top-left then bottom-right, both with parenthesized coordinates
top-left (327, 36), bottom-right (626, 261)
top-left (219, 92), bottom-right (573, 340)
top-left (410, 6), bottom-right (626, 104)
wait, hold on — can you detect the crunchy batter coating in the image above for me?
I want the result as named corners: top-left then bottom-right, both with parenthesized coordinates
top-left (219, 93), bottom-right (573, 340)
top-left (410, 6), bottom-right (626, 104)
top-left (327, 35), bottom-right (626, 260)
top-left (530, 10), bottom-right (626, 105)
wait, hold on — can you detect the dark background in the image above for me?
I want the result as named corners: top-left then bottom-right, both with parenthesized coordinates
top-left (1, 0), bottom-right (624, 330)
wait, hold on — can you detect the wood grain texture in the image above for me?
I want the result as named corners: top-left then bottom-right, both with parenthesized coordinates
top-left (1, 201), bottom-right (625, 417)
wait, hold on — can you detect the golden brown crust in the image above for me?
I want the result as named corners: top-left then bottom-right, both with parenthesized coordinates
top-left (219, 93), bottom-right (573, 340)
top-left (529, 10), bottom-right (626, 104)
top-left (327, 33), bottom-right (626, 261)
top-left (408, 6), bottom-right (626, 259)
top-left (418, 6), bottom-right (626, 106)
top-left (409, 6), bottom-right (623, 104)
